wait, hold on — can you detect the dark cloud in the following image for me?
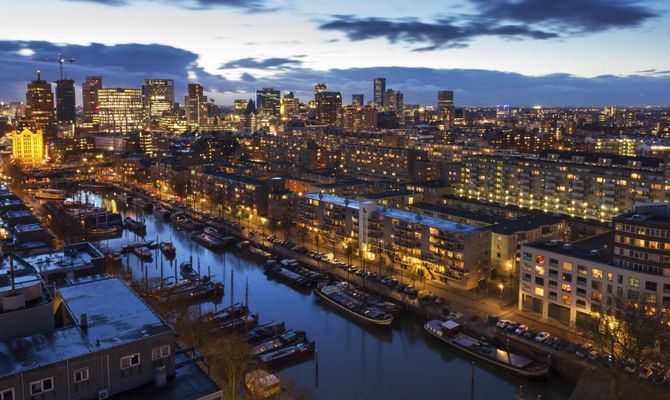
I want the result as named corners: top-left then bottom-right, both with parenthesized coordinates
top-left (472, 0), bottom-right (656, 33)
top-left (319, 0), bottom-right (658, 50)
top-left (1, 40), bottom-right (669, 107)
top-left (635, 68), bottom-right (670, 76)
top-left (220, 57), bottom-right (303, 70)
top-left (67, 0), bottom-right (270, 12)
top-left (0, 40), bottom-right (228, 101)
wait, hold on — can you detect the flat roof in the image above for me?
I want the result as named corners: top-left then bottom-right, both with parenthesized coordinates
top-left (14, 223), bottom-right (45, 233)
top-left (525, 233), bottom-right (612, 264)
top-left (0, 277), bottom-right (171, 377)
top-left (491, 214), bottom-right (564, 235)
top-left (17, 243), bottom-right (103, 275)
top-left (305, 193), bottom-right (481, 234)
top-left (412, 202), bottom-right (505, 225)
top-left (363, 190), bottom-right (415, 200)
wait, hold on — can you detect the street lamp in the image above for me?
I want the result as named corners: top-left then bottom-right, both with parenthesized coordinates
top-left (498, 283), bottom-right (504, 308)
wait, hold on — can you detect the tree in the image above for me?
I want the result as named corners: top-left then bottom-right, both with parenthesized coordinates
top-left (579, 293), bottom-right (670, 399)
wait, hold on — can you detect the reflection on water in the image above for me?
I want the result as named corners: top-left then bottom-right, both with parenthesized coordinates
top-left (82, 191), bottom-right (574, 400)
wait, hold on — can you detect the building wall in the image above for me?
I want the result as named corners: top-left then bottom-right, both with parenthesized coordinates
top-left (11, 128), bottom-right (44, 166)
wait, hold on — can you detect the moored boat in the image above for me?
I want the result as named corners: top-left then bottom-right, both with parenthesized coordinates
top-left (153, 206), bottom-right (171, 219)
top-left (258, 340), bottom-right (315, 367)
top-left (132, 197), bottom-right (152, 209)
top-left (247, 322), bottom-right (286, 344)
top-left (34, 188), bottom-right (67, 200)
top-left (424, 320), bottom-right (549, 379)
top-left (172, 212), bottom-right (201, 231)
top-left (211, 314), bottom-right (258, 333)
top-left (180, 260), bottom-right (198, 280)
top-left (203, 303), bottom-right (247, 324)
top-left (122, 240), bottom-right (155, 253)
top-left (315, 282), bottom-right (393, 327)
top-left (251, 330), bottom-right (307, 357)
top-left (191, 231), bottom-right (233, 251)
top-left (132, 246), bottom-right (153, 260)
top-left (88, 224), bottom-right (122, 238)
top-left (159, 241), bottom-right (176, 257)
top-left (124, 216), bottom-right (146, 232)
top-left (264, 262), bottom-right (314, 290)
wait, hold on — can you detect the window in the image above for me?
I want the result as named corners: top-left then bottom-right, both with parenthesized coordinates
top-left (535, 265), bottom-right (545, 276)
top-left (561, 283), bottom-right (572, 293)
top-left (30, 378), bottom-right (54, 395)
top-left (561, 295), bottom-right (571, 305)
top-left (629, 277), bottom-right (640, 288)
top-left (535, 287), bottom-right (544, 296)
top-left (577, 265), bottom-right (588, 276)
top-left (0, 389), bottom-right (14, 400)
top-left (535, 255), bottom-right (545, 265)
top-left (563, 262), bottom-right (573, 271)
top-left (592, 268), bottom-right (603, 279)
top-left (121, 353), bottom-right (141, 369)
top-left (535, 277), bottom-right (545, 286)
top-left (646, 281), bottom-right (658, 292)
top-left (607, 272), bottom-right (614, 282)
top-left (74, 367), bottom-right (89, 383)
top-left (152, 345), bottom-right (171, 360)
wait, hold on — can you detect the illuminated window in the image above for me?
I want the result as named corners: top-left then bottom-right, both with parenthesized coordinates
top-left (563, 262), bottom-right (572, 271)
top-left (629, 277), bottom-right (640, 288)
top-left (535, 265), bottom-right (545, 276)
top-left (535, 287), bottom-right (544, 296)
top-left (561, 295), bottom-right (571, 305)
top-left (592, 269), bottom-right (603, 279)
top-left (535, 255), bottom-right (545, 265)
top-left (561, 283), bottom-right (572, 292)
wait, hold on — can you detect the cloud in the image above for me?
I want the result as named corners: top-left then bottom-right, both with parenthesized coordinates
top-left (319, 0), bottom-right (658, 50)
top-left (219, 56), bottom-right (303, 70)
top-left (67, 0), bottom-right (270, 12)
top-left (635, 68), bottom-right (670, 76)
top-left (1, 40), bottom-right (669, 107)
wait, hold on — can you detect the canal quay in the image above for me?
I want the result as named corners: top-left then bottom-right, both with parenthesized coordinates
top-left (52, 190), bottom-right (574, 400)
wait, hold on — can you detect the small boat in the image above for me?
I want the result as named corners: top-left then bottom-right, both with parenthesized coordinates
top-left (88, 224), bottom-right (122, 238)
top-left (424, 320), bottom-right (549, 379)
top-left (204, 303), bottom-right (247, 324)
top-left (204, 226), bottom-right (226, 240)
top-left (258, 340), bottom-right (315, 367)
top-left (156, 280), bottom-right (223, 303)
top-left (124, 216), bottom-right (146, 232)
top-left (191, 231), bottom-right (232, 251)
top-left (132, 197), bottom-right (152, 209)
top-left (159, 241), bottom-right (176, 257)
top-left (180, 261), bottom-right (198, 280)
top-left (247, 322), bottom-right (286, 344)
top-left (122, 240), bottom-right (155, 253)
top-left (34, 188), bottom-right (67, 200)
top-left (315, 282), bottom-right (393, 327)
top-left (251, 330), bottom-right (306, 357)
top-left (172, 213), bottom-right (201, 231)
top-left (133, 246), bottom-right (153, 260)
top-left (116, 193), bottom-right (132, 205)
top-left (106, 252), bottom-right (122, 262)
top-left (153, 206), bottom-right (171, 220)
top-left (264, 263), bottom-right (314, 290)
top-left (211, 314), bottom-right (258, 333)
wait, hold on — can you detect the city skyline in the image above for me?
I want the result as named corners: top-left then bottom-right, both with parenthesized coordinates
top-left (0, 0), bottom-right (669, 106)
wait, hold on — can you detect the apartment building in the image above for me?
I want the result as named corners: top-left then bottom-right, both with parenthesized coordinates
top-left (519, 203), bottom-right (670, 327)
top-left (298, 193), bottom-right (490, 289)
top-left (460, 150), bottom-right (670, 222)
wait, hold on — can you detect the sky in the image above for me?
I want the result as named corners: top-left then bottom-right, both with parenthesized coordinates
top-left (0, 0), bottom-right (669, 106)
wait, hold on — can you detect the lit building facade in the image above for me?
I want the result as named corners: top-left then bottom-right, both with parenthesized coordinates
top-left (25, 71), bottom-right (55, 132)
top-left (11, 127), bottom-right (44, 166)
top-left (98, 88), bottom-right (144, 134)
top-left (298, 193), bottom-right (490, 289)
top-left (373, 77), bottom-right (386, 107)
top-left (82, 76), bottom-right (102, 124)
top-left (315, 91), bottom-right (342, 126)
top-left (256, 88), bottom-right (281, 118)
top-left (460, 150), bottom-right (670, 222)
top-left (142, 79), bottom-right (174, 120)
top-left (184, 83), bottom-right (208, 126)
top-left (55, 79), bottom-right (76, 124)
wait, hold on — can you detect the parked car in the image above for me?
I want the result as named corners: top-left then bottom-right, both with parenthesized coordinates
top-left (534, 332), bottom-right (550, 343)
top-left (543, 336), bottom-right (556, 347)
top-left (496, 319), bottom-right (512, 329)
top-left (575, 343), bottom-right (593, 358)
top-left (523, 329), bottom-right (537, 339)
top-left (514, 325), bottom-right (528, 335)
top-left (623, 359), bottom-right (637, 374)
top-left (552, 338), bottom-right (568, 351)
top-left (505, 322), bottom-right (520, 333)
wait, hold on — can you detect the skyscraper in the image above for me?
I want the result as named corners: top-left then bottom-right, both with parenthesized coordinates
top-left (373, 78), bottom-right (386, 107)
top-left (281, 92), bottom-right (299, 118)
top-left (256, 88), bottom-right (281, 118)
top-left (352, 94), bottom-right (364, 107)
top-left (82, 76), bottom-right (102, 124)
top-left (55, 79), bottom-right (76, 124)
top-left (25, 71), bottom-right (55, 132)
top-left (315, 91), bottom-right (342, 126)
top-left (97, 88), bottom-right (144, 134)
top-left (184, 83), bottom-right (208, 126)
top-left (142, 79), bottom-right (174, 120)
top-left (384, 89), bottom-right (403, 113)
top-left (437, 90), bottom-right (455, 124)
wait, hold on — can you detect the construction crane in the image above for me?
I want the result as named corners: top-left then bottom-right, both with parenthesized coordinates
top-left (44, 53), bottom-right (75, 81)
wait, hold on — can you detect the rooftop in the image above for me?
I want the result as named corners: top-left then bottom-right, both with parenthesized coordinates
top-left (525, 233), bottom-right (612, 264)
top-left (412, 202), bottom-right (505, 225)
top-left (0, 277), bottom-right (172, 377)
top-left (14, 223), bottom-right (45, 233)
top-left (363, 189), bottom-right (415, 200)
top-left (15, 242), bottom-right (104, 275)
top-left (491, 214), bottom-right (565, 235)
top-left (305, 193), bottom-right (481, 234)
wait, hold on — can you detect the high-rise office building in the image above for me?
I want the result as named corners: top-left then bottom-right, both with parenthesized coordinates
top-left (352, 94), bottom-right (364, 107)
top-left (25, 71), bottom-right (55, 132)
top-left (438, 90), bottom-right (455, 124)
top-left (233, 99), bottom-right (248, 114)
top-left (373, 78), bottom-right (386, 107)
top-left (55, 79), bottom-right (76, 124)
top-left (11, 127), bottom-right (44, 166)
top-left (97, 88), bottom-right (144, 134)
top-left (256, 88), bottom-right (281, 118)
top-left (315, 91), bottom-right (342, 126)
top-left (281, 92), bottom-right (299, 118)
top-left (184, 83), bottom-right (208, 126)
top-left (343, 105), bottom-right (377, 132)
top-left (384, 89), bottom-right (403, 113)
top-left (82, 76), bottom-right (102, 124)
top-left (142, 79), bottom-right (174, 120)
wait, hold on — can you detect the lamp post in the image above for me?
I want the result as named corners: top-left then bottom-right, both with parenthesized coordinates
top-left (498, 283), bottom-right (505, 309)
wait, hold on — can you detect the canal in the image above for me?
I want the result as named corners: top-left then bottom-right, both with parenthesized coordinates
top-left (77, 191), bottom-right (574, 400)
